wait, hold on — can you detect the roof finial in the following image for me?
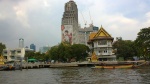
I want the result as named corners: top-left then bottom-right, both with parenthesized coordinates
top-left (101, 25), bottom-right (103, 28)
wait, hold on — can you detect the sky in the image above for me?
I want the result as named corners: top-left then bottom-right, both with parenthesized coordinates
top-left (0, 0), bottom-right (150, 51)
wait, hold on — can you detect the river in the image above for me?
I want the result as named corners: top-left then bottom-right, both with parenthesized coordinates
top-left (0, 66), bottom-right (150, 84)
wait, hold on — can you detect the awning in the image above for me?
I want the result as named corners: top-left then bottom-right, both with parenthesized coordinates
top-left (28, 59), bottom-right (38, 62)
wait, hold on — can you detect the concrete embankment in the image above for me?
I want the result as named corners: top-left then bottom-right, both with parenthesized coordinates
top-left (20, 61), bottom-right (150, 69)
top-left (22, 62), bottom-right (79, 69)
top-left (50, 63), bottom-right (78, 68)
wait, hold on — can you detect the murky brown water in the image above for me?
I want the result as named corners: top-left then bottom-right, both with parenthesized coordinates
top-left (0, 66), bottom-right (150, 84)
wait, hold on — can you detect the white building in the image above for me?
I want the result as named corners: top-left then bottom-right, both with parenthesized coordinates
top-left (88, 26), bottom-right (116, 61)
top-left (3, 48), bottom-right (33, 61)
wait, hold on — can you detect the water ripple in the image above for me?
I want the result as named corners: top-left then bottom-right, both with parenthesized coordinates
top-left (0, 66), bottom-right (150, 84)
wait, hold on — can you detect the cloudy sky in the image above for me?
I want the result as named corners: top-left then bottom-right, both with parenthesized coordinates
top-left (0, 0), bottom-right (150, 50)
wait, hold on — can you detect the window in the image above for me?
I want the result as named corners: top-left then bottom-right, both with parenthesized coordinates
top-left (104, 50), bottom-right (107, 53)
top-left (4, 56), bottom-right (7, 59)
top-left (10, 56), bottom-right (15, 59)
top-left (4, 51), bottom-right (7, 54)
top-left (17, 51), bottom-right (21, 53)
top-left (17, 57), bottom-right (21, 60)
top-left (98, 40), bottom-right (107, 45)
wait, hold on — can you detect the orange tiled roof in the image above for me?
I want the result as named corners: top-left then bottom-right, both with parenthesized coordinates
top-left (89, 32), bottom-right (97, 40)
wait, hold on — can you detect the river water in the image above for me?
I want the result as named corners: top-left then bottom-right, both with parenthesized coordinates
top-left (0, 66), bottom-right (150, 84)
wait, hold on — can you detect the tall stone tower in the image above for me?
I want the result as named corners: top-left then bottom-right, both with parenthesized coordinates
top-left (62, 0), bottom-right (78, 25)
top-left (61, 0), bottom-right (79, 44)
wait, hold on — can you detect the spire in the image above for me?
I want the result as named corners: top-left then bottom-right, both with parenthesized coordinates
top-left (100, 25), bottom-right (103, 28)
top-left (94, 25), bottom-right (112, 38)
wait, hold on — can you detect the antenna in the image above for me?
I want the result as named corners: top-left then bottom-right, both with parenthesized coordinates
top-left (80, 12), bottom-right (87, 28)
top-left (89, 9), bottom-right (93, 25)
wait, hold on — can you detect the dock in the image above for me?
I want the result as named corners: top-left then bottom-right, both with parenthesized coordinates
top-left (20, 60), bottom-right (149, 69)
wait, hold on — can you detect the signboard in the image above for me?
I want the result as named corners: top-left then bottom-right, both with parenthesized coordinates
top-left (61, 25), bottom-right (73, 44)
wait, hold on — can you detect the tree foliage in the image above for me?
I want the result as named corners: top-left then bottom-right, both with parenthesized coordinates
top-left (0, 43), bottom-right (6, 56)
top-left (25, 51), bottom-right (48, 61)
top-left (47, 43), bottom-right (90, 62)
top-left (135, 27), bottom-right (150, 60)
top-left (71, 44), bottom-right (90, 61)
top-left (113, 39), bottom-right (136, 60)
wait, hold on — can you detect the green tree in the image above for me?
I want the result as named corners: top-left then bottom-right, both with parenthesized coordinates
top-left (113, 39), bottom-right (136, 60)
top-left (25, 51), bottom-right (35, 59)
top-left (71, 44), bottom-right (90, 61)
top-left (135, 27), bottom-right (150, 60)
top-left (34, 52), bottom-right (45, 60)
top-left (47, 43), bottom-right (90, 62)
top-left (0, 43), bottom-right (6, 56)
top-left (63, 44), bottom-right (72, 62)
top-left (48, 46), bottom-right (59, 61)
top-left (25, 51), bottom-right (48, 61)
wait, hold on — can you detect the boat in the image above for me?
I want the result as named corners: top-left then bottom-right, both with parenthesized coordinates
top-left (91, 61), bottom-right (147, 69)
top-left (0, 60), bottom-right (16, 71)
top-left (0, 64), bottom-right (15, 71)
top-left (0, 65), bottom-right (7, 71)
top-left (92, 64), bottom-right (133, 69)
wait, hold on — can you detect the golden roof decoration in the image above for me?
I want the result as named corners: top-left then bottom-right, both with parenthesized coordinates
top-left (94, 25), bottom-right (111, 38)
top-left (0, 55), bottom-right (5, 64)
top-left (91, 52), bottom-right (98, 62)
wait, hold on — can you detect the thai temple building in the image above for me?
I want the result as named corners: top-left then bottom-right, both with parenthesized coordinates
top-left (87, 26), bottom-right (116, 61)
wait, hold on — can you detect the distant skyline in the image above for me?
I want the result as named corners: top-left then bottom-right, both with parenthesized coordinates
top-left (0, 0), bottom-right (150, 50)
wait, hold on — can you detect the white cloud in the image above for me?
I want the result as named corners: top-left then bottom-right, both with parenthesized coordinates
top-left (13, 6), bottom-right (30, 28)
top-left (0, 13), bottom-right (5, 20)
top-left (144, 12), bottom-right (150, 27)
top-left (78, 0), bottom-right (150, 40)
top-left (44, 0), bottom-right (49, 7)
top-left (1, 0), bottom-right (150, 49)
top-left (146, 12), bottom-right (150, 17)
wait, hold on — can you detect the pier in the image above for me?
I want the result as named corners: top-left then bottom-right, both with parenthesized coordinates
top-left (19, 60), bottom-right (149, 69)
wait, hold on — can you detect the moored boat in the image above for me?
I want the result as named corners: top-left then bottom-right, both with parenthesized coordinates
top-left (0, 64), bottom-right (15, 71)
top-left (91, 61), bottom-right (147, 69)
top-left (92, 64), bottom-right (133, 69)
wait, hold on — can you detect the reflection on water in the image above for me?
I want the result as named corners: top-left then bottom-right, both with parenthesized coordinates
top-left (0, 66), bottom-right (150, 84)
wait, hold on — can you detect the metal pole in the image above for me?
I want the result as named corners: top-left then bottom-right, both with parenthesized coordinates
top-left (27, 57), bottom-right (28, 70)
top-left (20, 58), bottom-right (22, 71)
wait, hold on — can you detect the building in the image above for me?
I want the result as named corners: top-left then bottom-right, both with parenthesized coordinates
top-left (2, 48), bottom-right (33, 61)
top-left (30, 44), bottom-right (36, 51)
top-left (39, 46), bottom-right (51, 54)
top-left (61, 0), bottom-right (79, 44)
top-left (78, 24), bottom-right (99, 45)
top-left (87, 26), bottom-right (116, 61)
top-left (19, 38), bottom-right (24, 48)
top-left (61, 0), bottom-right (99, 45)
